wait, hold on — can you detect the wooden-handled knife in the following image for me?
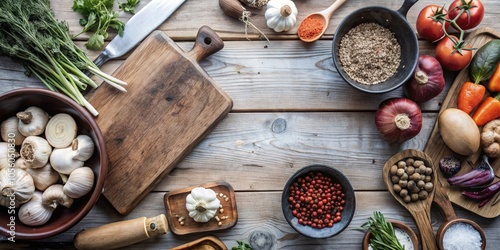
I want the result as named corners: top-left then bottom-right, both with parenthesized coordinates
top-left (73, 214), bottom-right (168, 249)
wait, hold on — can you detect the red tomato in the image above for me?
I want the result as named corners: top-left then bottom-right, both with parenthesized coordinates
top-left (416, 5), bottom-right (450, 42)
top-left (435, 35), bottom-right (472, 71)
top-left (448, 0), bottom-right (484, 30)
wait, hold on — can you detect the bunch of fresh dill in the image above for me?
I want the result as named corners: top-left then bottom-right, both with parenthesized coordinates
top-left (0, 0), bottom-right (126, 116)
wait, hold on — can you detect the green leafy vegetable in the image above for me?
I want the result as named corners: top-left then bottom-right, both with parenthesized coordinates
top-left (469, 39), bottom-right (500, 84)
top-left (0, 0), bottom-right (127, 116)
top-left (361, 211), bottom-right (405, 250)
top-left (72, 0), bottom-right (125, 50)
top-left (119, 0), bottom-right (141, 14)
top-left (232, 240), bottom-right (253, 250)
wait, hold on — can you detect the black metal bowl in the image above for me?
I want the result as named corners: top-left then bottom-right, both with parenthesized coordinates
top-left (282, 164), bottom-right (356, 239)
top-left (332, 0), bottom-right (419, 94)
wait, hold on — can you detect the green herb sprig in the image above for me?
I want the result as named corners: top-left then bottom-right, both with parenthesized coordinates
top-left (361, 211), bottom-right (405, 250)
top-left (119, 0), bottom-right (141, 14)
top-left (72, 0), bottom-right (126, 51)
top-left (0, 0), bottom-right (127, 116)
top-left (232, 240), bottom-right (253, 250)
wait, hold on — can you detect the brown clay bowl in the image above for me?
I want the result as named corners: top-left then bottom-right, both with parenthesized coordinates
top-left (383, 149), bottom-right (437, 250)
top-left (362, 220), bottom-right (419, 250)
top-left (0, 88), bottom-right (107, 239)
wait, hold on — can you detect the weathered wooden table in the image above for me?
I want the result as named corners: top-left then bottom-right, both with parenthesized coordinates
top-left (1, 0), bottom-right (500, 249)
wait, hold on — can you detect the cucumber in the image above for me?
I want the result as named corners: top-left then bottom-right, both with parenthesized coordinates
top-left (469, 39), bottom-right (500, 83)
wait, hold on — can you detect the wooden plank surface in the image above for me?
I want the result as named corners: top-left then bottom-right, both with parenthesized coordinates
top-left (1, 0), bottom-right (500, 249)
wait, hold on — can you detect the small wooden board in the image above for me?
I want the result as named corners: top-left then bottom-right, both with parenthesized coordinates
top-left (424, 27), bottom-right (500, 218)
top-left (87, 26), bottom-right (233, 215)
top-left (164, 181), bottom-right (238, 235)
top-left (170, 236), bottom-right (227, 250)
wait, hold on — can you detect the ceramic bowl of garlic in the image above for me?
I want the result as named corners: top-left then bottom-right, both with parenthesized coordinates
top-left (0, 88), bottom-right (107, 240)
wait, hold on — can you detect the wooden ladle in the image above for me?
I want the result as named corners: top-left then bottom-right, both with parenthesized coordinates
top-left (383, 149), bottom-right (437, 250)
top-left (297, 0), bottom-right (347, 42)
top-left (433, 173), bottom-right (486, 250)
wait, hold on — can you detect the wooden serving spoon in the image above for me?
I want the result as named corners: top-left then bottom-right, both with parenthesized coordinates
top-left (382, 149), bottom-right (437, 250)
top-left (297, 0), bottom-right (347, 42)
top-left (433, 169), bottom-right (486, 250)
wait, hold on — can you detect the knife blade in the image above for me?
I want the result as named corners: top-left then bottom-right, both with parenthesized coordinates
top-left (93, 0), bottom-right (187, 67)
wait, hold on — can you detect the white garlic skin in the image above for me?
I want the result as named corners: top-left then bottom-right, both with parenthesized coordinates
top-left (63, 166), bottom-right (94, 198)
top-left (50, 146), bottom-right (84, 175)
top-left (19, 191), bottom-right (55, 226)
top-left (73, 135), bottom-right (95, 161)
top-left (16, 106), bottom-right (49, 137)
top-left (0, 168), bottom-right (35, 208)
top-left (1, 116), bottom-right (26, 146)
top-left (17, 159), bottom-right (59, 191)
top-left (20, 136), bottom-right (52, 169)
top-left (42, 184), bottom-right (74, 209)
top-left (0, 142), bottom-right (16, 170)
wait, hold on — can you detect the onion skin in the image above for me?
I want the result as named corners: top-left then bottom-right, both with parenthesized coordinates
top-left (375, 98), bottom-right (423, 144)
top-left (404, 55), bottom-right (445, 103)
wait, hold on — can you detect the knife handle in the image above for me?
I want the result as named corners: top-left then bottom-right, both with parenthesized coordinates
top-left (73, 214), bottom-right (168, 250)
top-left (187, 25), bottom-right (224, 62)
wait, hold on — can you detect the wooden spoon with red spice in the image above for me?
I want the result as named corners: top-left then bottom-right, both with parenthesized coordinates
top-left (297, 0), bottom-right (347, 42)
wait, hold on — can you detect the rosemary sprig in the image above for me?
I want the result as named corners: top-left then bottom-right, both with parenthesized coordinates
top-left (361, 211), bottom-right (405, 250)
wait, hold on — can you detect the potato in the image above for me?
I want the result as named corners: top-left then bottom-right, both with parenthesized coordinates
top-left (438, 108), bottom-right (480, 156)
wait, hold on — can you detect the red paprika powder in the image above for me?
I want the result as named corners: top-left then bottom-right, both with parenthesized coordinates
top-left (298, 17), bottom-right (324, 40)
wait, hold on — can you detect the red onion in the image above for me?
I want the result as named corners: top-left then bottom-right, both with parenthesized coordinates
top-left (404, 55), bottom-right (445, 103)
top-left (375, 98), bottom-right (423, 144)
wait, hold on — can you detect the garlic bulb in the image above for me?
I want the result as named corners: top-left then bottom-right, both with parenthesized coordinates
top-left (42, 184), bottom-right (74, 209)
top-left (73, 135), bottom-right (95, 161)
top-left (45, 113), bottom-right (77, 148)
top-left (0, 168), bottom-right (35, 208)
top-left (20, 136), bottom-right (52, 168)
top-left (1, 116), bottom-right (26, 145)
top-left (17, 159), bottom-right (59, 191)
top-left (50, 145), bottom-right (85, 175)
top-left (16, 106), bottom-right (49, 137)
top-left (19, 191), bottom-right (55, 226)
top-left (185, 187), bottom-right (221, 223)
top-left (63, 166), bottom-right (94, 198)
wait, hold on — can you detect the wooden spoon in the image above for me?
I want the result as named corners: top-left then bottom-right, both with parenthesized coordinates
top-left (433, 168), bottom-right (486, 250)
top-left (297, 0), bottom-right (347, 42)
top-left (383, 149), bottom-right (437, 250)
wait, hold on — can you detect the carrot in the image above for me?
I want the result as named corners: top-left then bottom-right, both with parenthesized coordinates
top-left (457, 81), bottom-right (486, 114)
top-left (488, 63), bottom-right (500, 92)
top-left (472, 93), bottom-right (500, 126)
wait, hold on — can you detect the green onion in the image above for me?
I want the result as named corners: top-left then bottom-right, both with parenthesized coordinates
top-left (0, 0), bottom-right (127, 116)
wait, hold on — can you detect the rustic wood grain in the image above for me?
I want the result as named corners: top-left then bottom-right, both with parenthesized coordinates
top-left (424, 27), bottom-right (500, 218)
top-left (1, 0), bottom-right (500, 249)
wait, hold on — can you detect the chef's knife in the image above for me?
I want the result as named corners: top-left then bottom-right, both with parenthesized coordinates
top-left (93, 0), bottom-right (187, 67)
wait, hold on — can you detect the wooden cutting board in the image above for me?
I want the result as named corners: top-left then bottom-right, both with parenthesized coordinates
top-left (424, 27), bottom-right (500, 218)
top-left (86, 26), bottom-right (233, 215)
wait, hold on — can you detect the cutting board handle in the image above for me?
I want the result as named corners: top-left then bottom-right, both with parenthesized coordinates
top-left (187, 25), bottom-right (224, 62)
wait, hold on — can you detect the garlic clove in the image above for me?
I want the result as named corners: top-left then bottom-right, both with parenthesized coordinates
top-left (45, 113), bottom-right (77, 148)
top-left (17, 159), bottom-right (59, 191)
top-left (19, 191), bottom-right (55, 226)
top-left (63, 166), bottom-right (94, 198)
top-left (0, 168), bottom-right (35, 208)
top-left (1, 116), bottom-right (26, 145)
top-left (73, 135), bottom-right (95, 162)
top-left (50, 146), bottom-right (85, 175)
top-left (20, 136), bottom-right (52, 169)
top-left (16, 106), bottom-right (49, 137)
top-left (42, 184), bottom-right (74, 209)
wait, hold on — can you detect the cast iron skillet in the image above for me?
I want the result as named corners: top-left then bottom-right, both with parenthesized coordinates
top-left (332, 0), bottom-right (419, 94)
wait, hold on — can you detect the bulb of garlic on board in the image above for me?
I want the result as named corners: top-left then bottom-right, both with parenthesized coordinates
top-left (16, 106), bottom-right (49, 137)
top-left (20, 136), bottom-right (52, 169)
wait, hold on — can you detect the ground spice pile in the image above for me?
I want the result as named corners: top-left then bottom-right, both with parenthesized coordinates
top-left (298, 17), bottom-right (324, 40)
top-left (338, 22), bottom-right (401, 85)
